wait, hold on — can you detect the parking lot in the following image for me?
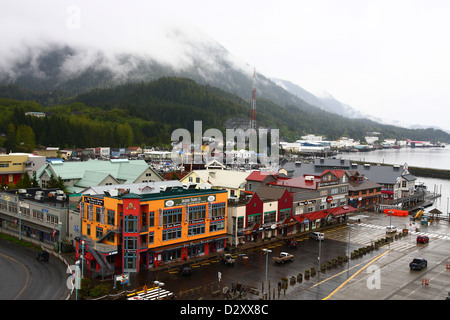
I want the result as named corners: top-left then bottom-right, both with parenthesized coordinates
top-left (131, 211), bottom-right (450, 300)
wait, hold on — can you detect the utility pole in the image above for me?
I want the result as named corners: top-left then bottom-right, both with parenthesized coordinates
top-left (250, 68), bottom-right (257, 131)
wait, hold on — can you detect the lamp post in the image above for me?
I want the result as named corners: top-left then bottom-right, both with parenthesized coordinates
top-left (75, 260), bottom-right (80, 301)
top-left (18, 206), bottom-right (22, 241)
top-left (154, 281), bottom-right (165, 300)
top-left (262, 248), bottom-right (272, 296)
top-left (81, 240), bottom-right (85, 279)
top-left (58, 221), bottom-right (62, 254)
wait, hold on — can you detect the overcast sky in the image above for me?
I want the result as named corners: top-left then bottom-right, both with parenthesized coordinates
top-left (2, 0), bottom-right (450, 131)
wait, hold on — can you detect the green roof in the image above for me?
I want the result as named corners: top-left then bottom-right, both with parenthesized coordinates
top-left (37, 159), bottom-right (162, 190)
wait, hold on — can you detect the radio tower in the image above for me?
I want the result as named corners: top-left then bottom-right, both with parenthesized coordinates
top-left (250, 67), bottom-right (257, 130)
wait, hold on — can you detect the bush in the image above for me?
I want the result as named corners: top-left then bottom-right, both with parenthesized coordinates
top-left (79, 278), bottom-right (91, 297)
top-left (89, 284), bottom-right (109, 298)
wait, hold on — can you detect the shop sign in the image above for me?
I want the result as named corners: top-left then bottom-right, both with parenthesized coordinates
top-left (84, 196), bottom-right (104, 206)
top-left (318, 181), bottom-right (339, 187)
top-left (165, 195), bottom-right (216, 207)
top-left (297, 200), bottom-right (316, 206)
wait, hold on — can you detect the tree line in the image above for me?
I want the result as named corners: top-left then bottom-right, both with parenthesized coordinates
top-left (0, 77), bottom-right (449, 154)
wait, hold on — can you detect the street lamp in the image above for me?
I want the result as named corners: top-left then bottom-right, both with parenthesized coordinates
top-left (154, 281), bottom-right (165, 300)
top-left (58, 221), bottom-right (62, 254)
top-left (75, 260), bottom-right (80, 301)
top-left (262, 248), bottom-right (272, 296)
top-left (81, 240), bottom-right (85, 279)
top-left (18, 206), bottom-right (22, 241)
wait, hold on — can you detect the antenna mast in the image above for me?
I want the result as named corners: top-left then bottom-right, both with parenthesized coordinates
top-left (250, 67), bottom-right (257, 130)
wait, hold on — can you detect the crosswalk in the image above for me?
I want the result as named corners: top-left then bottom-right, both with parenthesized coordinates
top-left (325, 223), bottom-right (450, 253)
top-left (127, 287), bottom-right (173, 300)
top-left (358, 223), bottom-right (450, 240)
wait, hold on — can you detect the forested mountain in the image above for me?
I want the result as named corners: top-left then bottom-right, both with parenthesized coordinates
top-left (1, 78), bottom-right (449, 154)
top-left (1, 42), bottom-right (449, 150)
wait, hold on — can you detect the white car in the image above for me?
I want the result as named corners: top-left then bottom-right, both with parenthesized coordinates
top-left (310, 232), bottom-right (324, 240)
top-left (386, 226), bottom-right (397, 234)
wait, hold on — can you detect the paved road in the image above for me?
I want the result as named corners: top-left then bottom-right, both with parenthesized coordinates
top-left (0, 237), bottom-right (70, 300)
top-left (131, 211), bottom-right (450, 300)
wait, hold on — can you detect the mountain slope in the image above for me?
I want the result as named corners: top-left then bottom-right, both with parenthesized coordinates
top-left (0, 37), bottom-right (449, 144)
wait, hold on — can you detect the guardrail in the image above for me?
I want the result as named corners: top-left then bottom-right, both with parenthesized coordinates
top-left (39, 245), bottom-right (74, 300)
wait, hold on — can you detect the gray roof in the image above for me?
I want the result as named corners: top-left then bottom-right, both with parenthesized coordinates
top-left (280, 160), bottom-right (416, 185)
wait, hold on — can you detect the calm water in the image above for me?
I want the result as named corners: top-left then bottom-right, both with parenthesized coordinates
top-left (338, 146), bottom-right (450, 170)
top-left (338, 146), bottom-right (450, 215)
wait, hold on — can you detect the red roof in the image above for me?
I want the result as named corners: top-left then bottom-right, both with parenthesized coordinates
top-left (294, 205), bottom-right (357, 223)
top-left (322, 169), bottom-right (346, 179)
top-left (246, 171), bottom-right (278, 182)
top-left (268, 176), bottom-right (318, 190)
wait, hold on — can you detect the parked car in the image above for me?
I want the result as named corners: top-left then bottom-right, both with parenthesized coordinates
top-left (179, 264), bottom-right (192, 275)
top-left (416, 235), bottom-right (429, 244)
top-left (36, 251), bottom-right (49, 262)
top-left (386, 226), bottom-right (397, 234)
top-left (310, 232), bottom-right (324, 241)
top-left (409, 258), bottom-right (427, 270)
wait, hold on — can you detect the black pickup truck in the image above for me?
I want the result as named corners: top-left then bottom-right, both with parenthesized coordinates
top-left (409, 258), bottom-right (427, 270)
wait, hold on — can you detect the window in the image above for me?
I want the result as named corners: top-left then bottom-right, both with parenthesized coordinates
top-left (96, 227), bottom-right (103, 239)
top-left (263, 211), bottom-right (276, 224)
top-left (189, 205), bottom-right (206, 222)
top-left (237, 216), bottom-right (244, 230)
top-left (124, 215), bottom-right (138, 233)
top-left (148, 232), bottom-right (154, 244)
top-left (149, 211), bottom-right (155, 227)
top-left (124, 236), bottom-right (137, 250)
top-left (163, 208), bottom-right (182, 226)
top-left (247, 213), bottom-right (261, 228)
top-left (95, 207), bottom-right (102, 223)
top-left (279, 208), bottom-right (291, 221)
top-left (32, 210), bottom-right (44, 222)
top-left (46, 214), bottom-right (59, 226)
top-left (86, 224), bottom-right (91, 236)
top-left (211, 203), bottom-right (225, 218)
top-left (107, 210), bottom-right (115, 225)
top-left (162, 227), bottom-right (181, 241)
top-left (188, 223), bottom-right (205, 236)
top-left (124, 252), bottom-right (136, 271)
top-left (210, 220), bottom-right (225, 232)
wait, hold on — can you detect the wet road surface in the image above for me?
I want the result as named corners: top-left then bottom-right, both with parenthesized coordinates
top-left (127, 211), bottom-right (450, 300)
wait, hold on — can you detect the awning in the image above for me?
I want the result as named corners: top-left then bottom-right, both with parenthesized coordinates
top-left (84, 252), bottom-right (94, 261)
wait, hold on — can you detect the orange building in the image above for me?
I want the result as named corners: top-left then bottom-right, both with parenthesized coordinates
top-left (77, 187), bottom-right (228, 275)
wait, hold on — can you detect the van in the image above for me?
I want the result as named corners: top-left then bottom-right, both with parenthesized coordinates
top-left (310, 232), bottom-right (324, 241)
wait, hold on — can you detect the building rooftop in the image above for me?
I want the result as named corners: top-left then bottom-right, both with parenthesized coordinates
top-left (85, 186), bottom-right (227, 202)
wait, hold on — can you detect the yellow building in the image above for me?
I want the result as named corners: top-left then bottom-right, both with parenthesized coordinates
top-left (0, 153), bottom-right (45, 186)
top-left (180, 169), bottom-right (249, 199)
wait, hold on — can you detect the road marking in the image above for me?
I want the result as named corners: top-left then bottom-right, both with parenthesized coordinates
top-left (0, 252), bottom-right (30, 300)
top-left (322, 249), bottom-right (391, 300)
